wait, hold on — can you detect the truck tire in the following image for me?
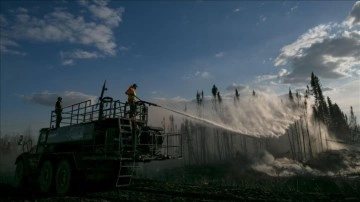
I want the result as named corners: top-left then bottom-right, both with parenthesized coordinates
top-left (55, 160), bottom-right (72, 195)
top-left (38, 161), bottom-right (53, 194)
top-left (14, 159), bottom-right (26, 189)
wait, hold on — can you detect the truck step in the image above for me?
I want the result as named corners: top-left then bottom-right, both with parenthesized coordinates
top-left (116, 176), bottom-right (132, 187)
top-left (117, 175), bottom-right (132, 178)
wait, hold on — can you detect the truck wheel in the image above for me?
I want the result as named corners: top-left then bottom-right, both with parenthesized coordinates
top-left (55, 160), bottom-right (72, 195)
top-left (38, 161), bottom-right (53, 193)
top-left (14, 159), bottom-right (26, 189)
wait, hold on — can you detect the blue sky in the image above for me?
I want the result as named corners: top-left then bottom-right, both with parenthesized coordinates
top-left (1, 0), bottom-right (359, 134)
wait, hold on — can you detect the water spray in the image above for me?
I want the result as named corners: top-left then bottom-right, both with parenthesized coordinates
top-left (136, 96), bottom-right (251, 136)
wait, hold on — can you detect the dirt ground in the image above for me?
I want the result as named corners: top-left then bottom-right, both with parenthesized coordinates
top-left (1, 171), bottom-right (359, 202)
top-left (1, 149), bottom-right (359, 201)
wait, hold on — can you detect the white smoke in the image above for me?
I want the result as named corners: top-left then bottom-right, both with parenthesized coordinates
top-left (250, 151), bottom-right (324, 176)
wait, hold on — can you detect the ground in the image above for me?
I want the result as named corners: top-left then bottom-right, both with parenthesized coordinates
top-left (1, 165), bottom-right (359, 202)
top-left (1, 149), bottom-right (359, 201)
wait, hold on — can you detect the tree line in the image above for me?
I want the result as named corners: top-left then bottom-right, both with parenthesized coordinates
top-left (195, 72), bottom-right (359, 142)
top-left (289, 72), bottom-right (359, 141)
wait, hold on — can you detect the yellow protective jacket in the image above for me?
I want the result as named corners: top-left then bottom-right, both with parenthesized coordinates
top-left (125, 86), bottom-right (136, 103)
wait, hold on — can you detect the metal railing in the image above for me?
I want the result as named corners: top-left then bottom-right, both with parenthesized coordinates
top-left (136, 131), bottom-right (182, 159)
top-left (50, 99), bottom-right (148, 128)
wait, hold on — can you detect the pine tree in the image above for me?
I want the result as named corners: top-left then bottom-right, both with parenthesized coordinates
top-left (289, 88), bottom-right (294, 102)
top-left (310, 72), bottom-right (320, 107)
top-left (349, 106), bottom-right (357, 128)
top-left (305, 85), bottom-right (311, 98)
top-left (212, 84), bottom-right (218, 99)
top-left (235, 89), bottom-right (240, 100)
top-left (310, 73), bottom-right (320, 120)
top-left (234, 89), bottom-right (240, 105)
top-left (196, 91), bottom-right (201, 105)
top-left (295, 91), bottom-right (301, 106)
top-left (317, 83), bottom-right (329, 124)
top-left (332, 103), bottom-right (350, 139)
top-left (310, 72), bottom-right (329, 124)
top-left (212, 84), bottom-right (219, 111)
top-left (327, 97), bottom-right (334, 131)
top-left (349, 106), bottom-right (359, 141)
top-left (309, 73), bottom-right (351, 139)
top-left (217, 92), bottom-right (222, 103)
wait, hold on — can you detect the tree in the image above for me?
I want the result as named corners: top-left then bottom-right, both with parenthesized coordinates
top-left (289, 88), bottom-right (294, 102)
top-left (331, 103), bottom-right (350, 139)
top-left (295, 91), bottom-right (302, 106)
top-left (309, 72), bottom-right (352, 140)
top-left (318, 85), bottom-right (329, 124)
top-left (310, 72), bottom-right (329, 124)
top-left (196, 91), bottom-right (201, 105)
top-left (349, 106), bottom-right (357, 128)
top-left (349, 106), bottom-right (359, 141)
top-left (212, 84), bottom-right (218, 99)
top-left (327, 97), bottom-right (335, 131)
top-left (217, 92), bottom-right (222, 103)
top-left (305, 85), bottom-right (311, 99)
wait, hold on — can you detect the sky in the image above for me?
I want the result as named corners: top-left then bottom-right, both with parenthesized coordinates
top-left (1, 0), bottom-right (359, 135)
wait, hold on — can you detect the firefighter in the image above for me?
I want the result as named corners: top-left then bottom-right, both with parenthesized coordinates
top-left (55, 97), bottom-right (63, 128)
top-left (125, 84), bottom-right (137, 119)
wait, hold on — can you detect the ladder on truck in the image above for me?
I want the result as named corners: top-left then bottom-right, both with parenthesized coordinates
top-left (116, 118), bottom-right (138, 187)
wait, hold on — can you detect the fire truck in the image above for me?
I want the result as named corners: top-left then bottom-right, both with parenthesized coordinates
top-left (14, 81), bottom-right (182, 195)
